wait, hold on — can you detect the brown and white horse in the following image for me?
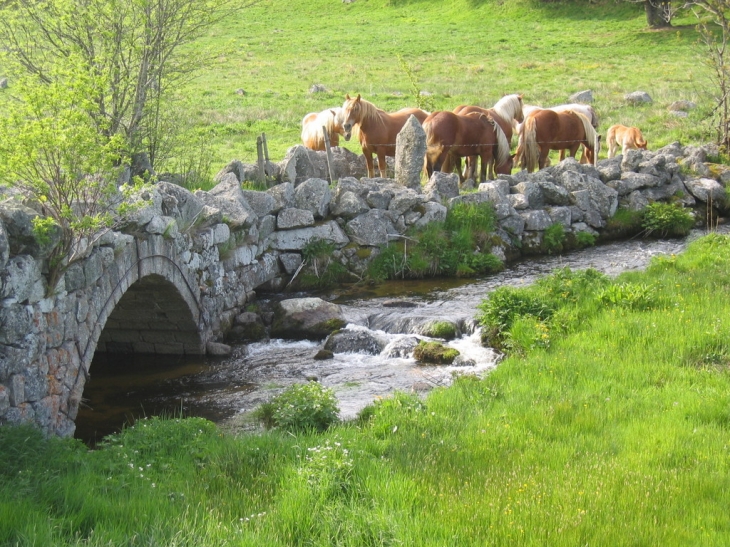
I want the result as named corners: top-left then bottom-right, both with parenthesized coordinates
top-left (340, 94), bottom-right (429, 178)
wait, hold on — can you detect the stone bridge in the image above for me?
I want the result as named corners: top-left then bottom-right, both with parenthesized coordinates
top-left (1, 138), bottom-right (727, 437)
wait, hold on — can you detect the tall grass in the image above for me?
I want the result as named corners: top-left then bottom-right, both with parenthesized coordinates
top-left (2, 233), bottom-right (730, 545)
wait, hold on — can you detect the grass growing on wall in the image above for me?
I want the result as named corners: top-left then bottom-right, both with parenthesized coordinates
top-left (2, 232), bottom-right (730, 545)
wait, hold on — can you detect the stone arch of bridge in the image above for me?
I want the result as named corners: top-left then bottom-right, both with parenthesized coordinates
top-left (66, 236), bottom-right (210, 429)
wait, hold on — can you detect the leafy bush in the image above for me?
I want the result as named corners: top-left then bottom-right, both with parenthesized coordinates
top-left (297, 238), bottom-right (350, 289)
top-left (478, 268), bottom-right (611, 353)
top-left (255, 382), bottom-right (340, 433)
top-left (543, 223), bottom-right (566, 253)
top-left (575, 230), bottom-right (597, 248)
top-left (365, 201), bottom-right (502, 283)
top-left (596, 282), bottom-right (658, 311)
top-left (365, 243), bottom-right (407, 282)
top-left (641, 202), bottom-right (695, 238)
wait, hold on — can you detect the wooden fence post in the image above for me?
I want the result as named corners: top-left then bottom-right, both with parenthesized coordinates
top-left (256, 136), bottom-right (265, 185)
top-left (322, 125), bottom-right (336, 183)
top-left (262, 132), bottom-right (270, 162)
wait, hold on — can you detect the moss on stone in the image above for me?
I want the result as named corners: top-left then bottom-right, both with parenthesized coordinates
top-left (413, 341), bottom-right (460, 364)
top-left (423, 321), bottom-right (457, 340)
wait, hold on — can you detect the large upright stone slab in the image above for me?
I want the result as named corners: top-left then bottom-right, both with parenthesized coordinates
top-left (395, 114), bottom-right (426, 192)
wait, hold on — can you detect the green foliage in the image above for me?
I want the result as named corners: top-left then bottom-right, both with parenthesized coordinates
top-left (641, 202), bottom-right (695, 237)
top-left (298, 238), bottom-right (350, 289)
top-left (365, 202), bottom-right (502, 283)
top-left (575, 230), bottom-right (597, 248)
top-left (397, 54), bottom-right (436, 112)
top-left (444, 201), bottom-right (497, 235)
top-left (478, 267), bottom-right (611, 353)
top-left (605, 207), bottom-right (644, 235)
top-left (0, 70), bottom-right (129, 293)
top-left (365, 243), bottom-right (408, 282)
top-left (254, 382), bottom-right (340, 433)
top-left (543, 223), bottom-right (566, 253)
top-left (596, 282), bottom-right (658, 311)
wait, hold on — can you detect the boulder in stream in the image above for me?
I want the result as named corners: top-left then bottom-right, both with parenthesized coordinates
top-left (270, 297), bottom-right (346, 340)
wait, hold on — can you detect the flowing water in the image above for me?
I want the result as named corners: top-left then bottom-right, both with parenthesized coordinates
top-left (75, 228), bottom-right (727, 442)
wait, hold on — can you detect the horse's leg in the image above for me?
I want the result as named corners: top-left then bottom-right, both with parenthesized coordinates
top-left (568, 144), bottom-right (580, 159)
top-left (364, 152), bottom-right (375, 178)
top-left (559, 149), bottom-right (566, 162)
top-left (377, 151), bottom-right (388, 178)
top-left (538, 147), bottom-right (550, 170)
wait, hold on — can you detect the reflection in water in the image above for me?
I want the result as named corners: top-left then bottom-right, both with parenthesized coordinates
top-left (75, 353), bottom-right (254, 444)
top-left (76, 228), bottom-right (728, 443)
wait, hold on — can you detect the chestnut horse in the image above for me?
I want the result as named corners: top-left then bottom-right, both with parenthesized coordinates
top-left (423, 111), bottom-right (511, 182)
top-left (451, 93), bottom-right (524, 178)
top-left (301, 108), bottom-right (350, 151)
top-left (340, 94), bottom-right (429, 178)
top-left (516, 103), bottom-right (599, 164)
top-left (518, 109), bottom-right (599, 173)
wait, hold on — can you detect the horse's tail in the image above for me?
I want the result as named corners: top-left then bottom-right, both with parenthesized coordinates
top-left (574, 112), bottom-right (597, 151)
top-left (493, 119), bottom-right (511, 171)
top-left (422, 118), bottom-right (443, 173)
top-left (521, 115), bottom-right (539, 173)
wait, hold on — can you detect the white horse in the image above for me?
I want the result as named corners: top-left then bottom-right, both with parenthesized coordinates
top-left (301, 107), bottom-right (349, 151)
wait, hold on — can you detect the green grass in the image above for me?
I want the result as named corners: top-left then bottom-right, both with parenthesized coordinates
top-left (172, 0), bottom-right (713, 174)
top-left (3, 232), bottom-right (730, 545)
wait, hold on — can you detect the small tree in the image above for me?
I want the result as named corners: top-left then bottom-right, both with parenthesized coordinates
top-left (691, 0), bottom-right (730, 150)
top-left (0, 68), bottom-right (130, 293)
top-left (0, 0), bottom-right (240, 169)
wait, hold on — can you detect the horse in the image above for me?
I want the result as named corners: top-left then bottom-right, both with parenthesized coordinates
top-left (451, 93), bottom-right (524, 178)
top-left (515, 103), bottom-right (599, 165)
top-left (340, 93), bottom-right (430, 178)
top-left (301, 108), bottom-right (349, 151)
top-left (422, 110), bottom-right (511, 183)
top-left (518, 109), bottom-right (599, 173)
top-left (606, 124), bottom-right (647, 158)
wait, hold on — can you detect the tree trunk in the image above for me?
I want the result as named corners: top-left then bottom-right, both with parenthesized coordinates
top-left (645, 0), bottom-right (672, 28)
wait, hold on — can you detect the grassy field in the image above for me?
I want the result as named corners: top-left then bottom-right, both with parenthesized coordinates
top-left (2, 231), bottom-right (730, 545)
top-left (176, 0), bottom-right (714, 175)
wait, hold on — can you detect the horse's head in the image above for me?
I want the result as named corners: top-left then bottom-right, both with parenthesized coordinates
top-left (341, 93), bottom-right (362, 141)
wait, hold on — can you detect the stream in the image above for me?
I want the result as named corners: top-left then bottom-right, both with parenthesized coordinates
top-left (75, 227), bottom-right (727, 443)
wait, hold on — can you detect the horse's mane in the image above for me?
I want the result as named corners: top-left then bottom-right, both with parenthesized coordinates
top-left (493, 94), bottom-right (523, 124)
top-left (355, 98), bottom-right (388, 130)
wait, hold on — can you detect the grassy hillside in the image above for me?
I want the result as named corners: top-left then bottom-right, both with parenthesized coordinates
top-left (179, 0), bottom-right (711, 173)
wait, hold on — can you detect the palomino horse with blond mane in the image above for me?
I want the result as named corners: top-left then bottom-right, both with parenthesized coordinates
top-left (301, 108), bottom-right (350, 151)
top-left (518, 109), bottom-right (599, 173)
top-left (340, 94), bottom-right (429, 178)
top-left (450, 93), bottom-right (524, 179)
top-left (422, 111), bottom-right (511, 183)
